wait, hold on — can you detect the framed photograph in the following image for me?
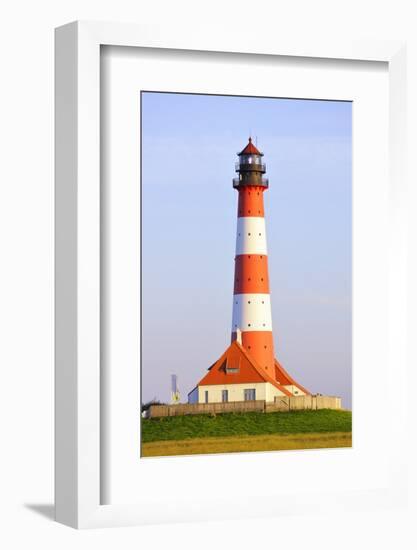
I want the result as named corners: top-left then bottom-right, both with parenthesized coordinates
top-left (139, 92), bottom-right (351, 459)
top-left (55, 21), bottom-right (407, 528)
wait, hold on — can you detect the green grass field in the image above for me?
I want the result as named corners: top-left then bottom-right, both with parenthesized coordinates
top-left (141, 409), bottom-right (352, 457)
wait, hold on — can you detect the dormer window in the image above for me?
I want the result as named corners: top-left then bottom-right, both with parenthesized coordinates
top-left (226, 367), bottom-right (239, 374)
top-left (222, 358), bottom-right (240, 374)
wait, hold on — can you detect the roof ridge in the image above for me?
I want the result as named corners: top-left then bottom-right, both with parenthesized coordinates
top-left (274, 359), bottom-right (311, 395)
top-left (207, 346), bottom-right (229, 370)
top-left (236, 342), bottom-right (292, 396)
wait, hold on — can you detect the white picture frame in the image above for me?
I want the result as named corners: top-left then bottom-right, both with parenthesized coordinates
top-left (55, 21), bottom-right (407, 529)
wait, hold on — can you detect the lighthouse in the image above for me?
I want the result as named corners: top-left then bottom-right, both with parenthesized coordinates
top-left (188, 138), bottom-right (310, 404)
top-left (231, 137), bottom-right (274, 375)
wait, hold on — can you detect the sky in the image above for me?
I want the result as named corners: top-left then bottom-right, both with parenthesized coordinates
top-left (141, 92), bottom-right (352, 409)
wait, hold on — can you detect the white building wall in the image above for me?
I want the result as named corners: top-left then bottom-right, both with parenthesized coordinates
top-left (284, 384), bottom-right (307, 396)
top-left (198, 382), bottom-right (286, 404)
top-left (187, 387), bottom-right (198, 403)
top-left (265, 382), bottom-right (288, 402)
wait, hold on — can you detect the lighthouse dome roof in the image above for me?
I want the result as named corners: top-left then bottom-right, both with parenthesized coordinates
top-left (238, 137), bottom-right (263, 156)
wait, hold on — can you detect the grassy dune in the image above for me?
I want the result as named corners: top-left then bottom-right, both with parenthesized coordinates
top-left (142, 409), bottom-right (352, 442)
top-left (142, 432), bottom-right (352, 457)
top-left (141, 409), bottom-right (352, 457)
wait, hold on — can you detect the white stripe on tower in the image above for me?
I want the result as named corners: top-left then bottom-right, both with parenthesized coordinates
top-left (235, 217), bottom-right (268, 255)
top-left (232, 294), bottom-right (272, 332)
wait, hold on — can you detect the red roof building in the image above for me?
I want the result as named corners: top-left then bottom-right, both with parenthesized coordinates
top-left (188, 338), bottom-right (309, 403)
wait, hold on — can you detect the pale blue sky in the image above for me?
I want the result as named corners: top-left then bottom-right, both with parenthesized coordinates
top-left (141, 92), bottom-right (352, 408)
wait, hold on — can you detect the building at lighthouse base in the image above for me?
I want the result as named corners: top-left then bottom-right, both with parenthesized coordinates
top-left (188, 340), bottom-right (310, 404)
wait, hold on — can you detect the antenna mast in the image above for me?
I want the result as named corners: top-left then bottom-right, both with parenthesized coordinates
top-left (171, 374), bottom-right (180, 404)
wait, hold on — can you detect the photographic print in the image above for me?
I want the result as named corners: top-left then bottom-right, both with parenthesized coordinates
top-left (140, 92), bottom-right (352, 458)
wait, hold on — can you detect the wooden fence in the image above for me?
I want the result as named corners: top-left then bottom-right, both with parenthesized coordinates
top-left (267, 394), bottom-right (342, 412)
top-left (148, 395), bottom-right (342, 418)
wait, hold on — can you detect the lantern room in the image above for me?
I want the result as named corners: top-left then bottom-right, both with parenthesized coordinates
top-left (233, 137), bottom-right (269, 189)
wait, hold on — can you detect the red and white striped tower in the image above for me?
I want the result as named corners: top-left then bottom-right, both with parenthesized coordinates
top-left (231, 138), bottom-right (275, 377)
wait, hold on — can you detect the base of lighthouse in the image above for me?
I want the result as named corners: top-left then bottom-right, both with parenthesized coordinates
top-left (188, 341), bottom-right (310, 405)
